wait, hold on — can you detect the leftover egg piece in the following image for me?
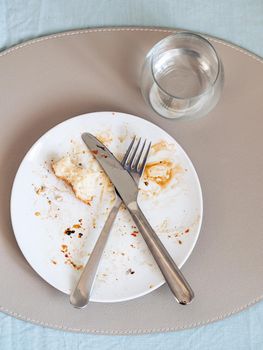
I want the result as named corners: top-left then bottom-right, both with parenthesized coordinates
top-left (51, 155), bottom-right (115, 205)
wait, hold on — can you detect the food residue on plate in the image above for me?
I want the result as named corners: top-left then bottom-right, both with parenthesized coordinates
top-left (63, 220), bottom-right (85, 238)
top-left (59, 244), bottom-right (83, 271)
top-left (55, 194), bottom-right (63, 202)
top-left (131, 231), bottom-right (139, 237)
top-left (34, 211), bottom-right (41, 216)
top-left (35, 185), bottom-right (45, 195)
top-left (150, 140), bottom-right (175, 154)
top-left (144, 160), bottom-right (182, 188)
top-left (92, 217), bottom-right (96, 229)
top-left (138, 140), bottom-right (184, 198)
top-left (51, 155), bottom-right (115, 206)
top-left (96, 130), bottom-right (113, 146)
top-left (60, 244), bottom-right (68, 253)
top-left (73, 223), bottom-right (81, 229)
top-left (64, 228), bottom-right (76, 236)
top-left (65, 259), bottom-right (83, 271)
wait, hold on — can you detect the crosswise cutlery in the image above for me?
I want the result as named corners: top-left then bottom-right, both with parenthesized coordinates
top-left (78, 133), bottom-right (194, 305)
top-left (70, 137), bottom-right (150, 308)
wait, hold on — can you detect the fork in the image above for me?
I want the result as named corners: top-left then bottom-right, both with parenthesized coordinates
top-left (70, 137), bottom-right (151, 308)
top-left (70, 137), bottom-right (194, 308)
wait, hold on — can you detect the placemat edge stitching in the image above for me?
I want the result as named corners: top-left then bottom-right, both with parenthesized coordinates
top-left (0, 27), bottom-right (262, 64)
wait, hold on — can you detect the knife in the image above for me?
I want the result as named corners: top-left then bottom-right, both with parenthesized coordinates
top-left (82, 133), bottom-right (194, 304)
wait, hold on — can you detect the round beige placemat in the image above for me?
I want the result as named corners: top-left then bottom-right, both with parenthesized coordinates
top-left (0, 27), bottom-right (263, 334)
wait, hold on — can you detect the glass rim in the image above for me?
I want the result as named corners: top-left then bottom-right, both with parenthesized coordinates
top-left (150, 31), bottom-right (221, 101)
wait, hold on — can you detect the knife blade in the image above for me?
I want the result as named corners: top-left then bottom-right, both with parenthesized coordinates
top-left (82, 133), bottom-right (138, 206)
top-left (82, 132), bottom-right (194, 304)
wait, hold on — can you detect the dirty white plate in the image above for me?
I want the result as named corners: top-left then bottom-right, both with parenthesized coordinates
top-left (10, 112), bottom-right (202, 302)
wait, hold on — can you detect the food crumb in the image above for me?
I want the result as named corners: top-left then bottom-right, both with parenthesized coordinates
top-left (61, 244), bottom-right (68, 253)
top-left (65, 259), bottom-right (83, 271)
top-left (130, 244), bottom-right (135, 248)
top-left (131, 231), bottom-right (139, 237)
top-left (144, 181), bottom-right (149, 186)
top-left (127, 268), bottom-right (135, 275)
top-left (185, 228), bottom-right (190, 233)
top-left (121, 252), bottom-right (125, 256)
top-left (73, 224), bottom-right (81, 229)
top-left (178, 240), bottom-right (182, 245)
top-left (55, 195), bottom-right (63, 202)
top-left (34, 211), bottom-right (41, 217)
top-left (48, 200), bottom-right (52, 205)
top-left (78, 233), bottom-right (83, 238)
top-left (64, 228), bottom-right (75, 236)
top-left (36, 186), bottom-right (45, 195)
top-left (51, 260), bottom-right (57, 265)
top-left (149, 285), bottom-right (154, 289)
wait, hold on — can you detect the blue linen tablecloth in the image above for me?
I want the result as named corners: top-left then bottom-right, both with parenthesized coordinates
top-left (0, 1), bottom-right (263, 349)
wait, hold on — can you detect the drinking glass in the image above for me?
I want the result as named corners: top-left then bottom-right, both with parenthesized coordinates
top-left (141, 32), bottom-right (224, 119)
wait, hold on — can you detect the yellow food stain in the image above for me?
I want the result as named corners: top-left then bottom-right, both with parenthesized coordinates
top-left (144, 160), bottom-right (182, 188)
top-left (73, 224), bottom-right (81, 229)
top-left (60, 244), bottom-right (68, 253)
top-left (150, 141), bottom-right (175, 154)
top-left (55, 195), bottom-right (63, 202)
top-left (118, 128), bottom-right (128, 143)
top-left (96, 131), bottom-right (113, 146)
top-left (34, 211), bottom-right (41, 216)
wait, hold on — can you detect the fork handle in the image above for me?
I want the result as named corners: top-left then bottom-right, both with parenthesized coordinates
top-left (127, 201), bottom-right (194, 304)
top-left (70, 196), bottom-right (122, 308)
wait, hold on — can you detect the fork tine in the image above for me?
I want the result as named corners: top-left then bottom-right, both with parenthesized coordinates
top-left (121, 136), bottom-right (136, 166)
top-left (127, 138), bottom-right (141, 169)
top-left (134, 139), bottom-right (146, 171)
top-left (138, 141), bottom-right (151, 176)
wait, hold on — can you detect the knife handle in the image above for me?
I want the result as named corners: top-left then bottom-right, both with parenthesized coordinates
top-left (127, 201), bottom-right (194, 305)
top-left (70, 196), bottom-right (122, 308)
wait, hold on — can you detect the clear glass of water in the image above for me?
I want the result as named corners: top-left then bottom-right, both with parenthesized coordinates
top-left (140, 32), bottom-right (224, 119)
